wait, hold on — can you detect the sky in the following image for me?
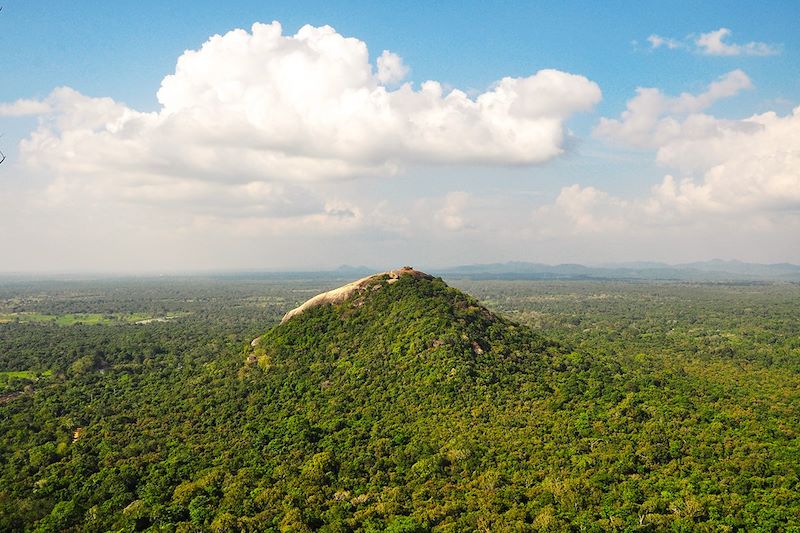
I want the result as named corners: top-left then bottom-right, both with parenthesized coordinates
top-left (1, 1), bottom-right (799, 272)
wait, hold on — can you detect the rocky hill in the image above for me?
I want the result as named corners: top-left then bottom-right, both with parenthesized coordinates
top-left (249, 268), bottom-right (555, 398)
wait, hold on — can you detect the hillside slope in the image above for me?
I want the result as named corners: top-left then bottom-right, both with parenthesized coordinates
top-left (251, 269), bottom-right (554, 398)
top-left (236, 270), bottom-right (799, 531)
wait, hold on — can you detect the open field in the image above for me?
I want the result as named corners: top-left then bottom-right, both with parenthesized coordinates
top-left (0, 312), bottom-right (154, 325)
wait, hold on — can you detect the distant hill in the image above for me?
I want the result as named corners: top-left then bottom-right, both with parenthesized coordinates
top-left (676, 259), bottom-right (800, 279)
top-left (435, 260), bottom-right (800, 281)
top-left (4, 260), bottom-right (797, 282)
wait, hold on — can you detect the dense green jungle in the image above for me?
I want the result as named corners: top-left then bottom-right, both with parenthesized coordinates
top-left (0, 274), bottom-right (798, 532)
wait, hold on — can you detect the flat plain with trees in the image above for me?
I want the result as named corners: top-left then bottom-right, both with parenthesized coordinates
top-left (0, 275), bottom-right (798, 531)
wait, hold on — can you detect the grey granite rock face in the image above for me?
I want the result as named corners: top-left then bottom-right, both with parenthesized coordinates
top-left (279, 267), bottom-right (432, 324)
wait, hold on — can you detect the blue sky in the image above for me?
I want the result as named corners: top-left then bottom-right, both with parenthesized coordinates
top-left (1, 1), bottom-right (798, 271)
top-left (3, 2), bottom-right (793, 148)
top-left (4, 1), bottom-right (797, 111)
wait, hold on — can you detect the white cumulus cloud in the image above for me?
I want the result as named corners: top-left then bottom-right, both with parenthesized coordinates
top-left (696, 28), bottom-right (780, 56)
top-left (594, 70), bottom-right (752, 149)
top-left (11, 21), bottom-right (601, 206)
top-left (375, 50), bottom-right (409, 85)
top-left (558, 73), bottom-right (800, 233)
top-left (0, 21), bottom-right (606, 271)
top-left (648, 108), bottom-right (800, 214)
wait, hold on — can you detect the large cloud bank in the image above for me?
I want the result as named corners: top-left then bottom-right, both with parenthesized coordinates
top-left (7, 21), bottom-right (600, 209)
top-left (596, 70), bottom-right (800, 215)
top-left (2, 21), bottom-right (796, 270)
top-left (540, 71), bottom-right (800, 240)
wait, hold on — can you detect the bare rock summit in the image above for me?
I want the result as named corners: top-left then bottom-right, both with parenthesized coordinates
top-left (280, 266), bottom-right (433, 324)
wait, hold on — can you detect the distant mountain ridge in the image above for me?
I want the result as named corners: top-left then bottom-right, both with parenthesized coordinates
top-left (5, 261), bottom-right (796, 282)
top-left (433, 260), bottom-right (800, 281)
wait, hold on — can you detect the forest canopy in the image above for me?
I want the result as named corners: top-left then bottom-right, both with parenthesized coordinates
top-left (0, 274), bottom-right (798, 531)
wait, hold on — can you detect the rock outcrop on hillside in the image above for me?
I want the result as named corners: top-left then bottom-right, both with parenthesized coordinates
top-left (280, 266), bottom-right (433, 324)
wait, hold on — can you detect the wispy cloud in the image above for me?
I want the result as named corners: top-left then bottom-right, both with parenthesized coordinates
top-left (644, 28), bottom-right (780, 57)
top-left (647, 34), bottom-right (685, 51)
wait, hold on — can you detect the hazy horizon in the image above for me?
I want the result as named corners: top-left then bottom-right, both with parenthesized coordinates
top-left (1, 258), bottom-right (798, 279)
